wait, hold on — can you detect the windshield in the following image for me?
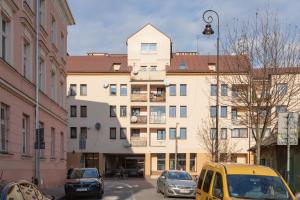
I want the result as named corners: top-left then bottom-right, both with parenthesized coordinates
top-left (70, 169), bottom-right (98, 179)
top-left (167, 171), bottom-right (192, 180)
top-left (227, 174), bottom-right (292, 200)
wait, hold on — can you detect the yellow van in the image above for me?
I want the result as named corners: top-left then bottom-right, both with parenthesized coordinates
top-left (196, 162), bottom-right (295, 200)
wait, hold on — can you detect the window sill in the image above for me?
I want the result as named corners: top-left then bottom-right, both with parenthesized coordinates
top-left (39, 157), bottom-right (47, 160)
top-left (21, 154), bottom-right (33, 159)
top-left (50, 157), bottom-right (56, 161)
top-left (0, 151), bottom-right (14, 156)
top-left (60, 158), bottom-right (66, 161)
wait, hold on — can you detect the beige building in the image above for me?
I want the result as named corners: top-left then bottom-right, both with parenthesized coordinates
top-left (66, 24), bottom-right (255, 178)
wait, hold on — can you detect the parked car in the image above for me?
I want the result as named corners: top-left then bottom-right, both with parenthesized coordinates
top-left (0, 180), bottom-right (54, 200)
top-left (196, 162), bottom-right (295, 200)
top-left (64, 168), bottom-right (104, 200)
top-left (156, 170), bottom-right (196, 198)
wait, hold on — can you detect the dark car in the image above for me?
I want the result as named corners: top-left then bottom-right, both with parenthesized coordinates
top-left (64, 168), bottom-right (104, 199)
top-left (0, 180), bottom-right (54, 200)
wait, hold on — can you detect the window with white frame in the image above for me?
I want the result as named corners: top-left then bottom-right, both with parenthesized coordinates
top-left (51, 16), bottom-right (56, 44)
top-left (141, 43), bottom-right (157, 53)
top-left (60, 33), bottom-right (65, 57)
top-left (60, 132), bottom-right (64, 159)
top-left (50, 127), bottom-right (55, 158)
top-left (50, 67), bottom-right (56, 101)
top-left (0, 103), bottom-right (9, 152)
top-left (23, 39), bottom-right (31, 80)
top-left (60, 81), bottom-right (64, 107)
top-left (1, 16), bottom-right (10, 62)
top-left (39, 0), bottom-right (45, 27)
top-left (38, 57), bottom-right (45, 92)
top-left (22, 114), bottom-right (29, 154)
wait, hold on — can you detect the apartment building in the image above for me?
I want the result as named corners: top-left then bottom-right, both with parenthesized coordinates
top-left (66, 24), bottom-right (260, 178)
top-left (0, 0), bottom-right (74, 187)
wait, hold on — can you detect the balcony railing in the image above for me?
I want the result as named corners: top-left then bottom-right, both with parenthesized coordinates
top-left (150, 93), bottom-right (166, 102)
top-left (130, 137), bottom-right (147, 147)
top-left (130, 115), bottom-right (147, 124)
top-left (131, 93), bottom-right (147, 102)
top-left (149, 114), bottom-right (166, 124)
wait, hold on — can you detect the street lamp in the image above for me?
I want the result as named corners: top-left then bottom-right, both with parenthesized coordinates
top-left (202, 10), bottom-right (220, 162)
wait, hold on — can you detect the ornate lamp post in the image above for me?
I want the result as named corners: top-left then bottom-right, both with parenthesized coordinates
top-left (202, 10), bottom-right (220, 162)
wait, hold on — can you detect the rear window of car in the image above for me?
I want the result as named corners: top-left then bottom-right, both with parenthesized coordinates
top-left (197, 169), bottom-right (206, 189)
top-left (70, 169), bottom-right (99, 179)
top-left (202, 170), bottom-right (213, 193)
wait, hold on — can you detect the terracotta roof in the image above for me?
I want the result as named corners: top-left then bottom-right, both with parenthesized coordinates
top-left (253, 67), bottom-right (300, 80)
top-left (67, 54), bottom-right (250, 73)
top-left (66, 54), bottom-right (129, 73)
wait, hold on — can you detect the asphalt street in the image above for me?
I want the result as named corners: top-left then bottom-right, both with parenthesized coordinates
top-left (63, 178), bottom-right (194, 200)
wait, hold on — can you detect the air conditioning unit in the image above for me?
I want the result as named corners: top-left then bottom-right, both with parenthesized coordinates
top-left (131, 115), bottom-right (138, 123)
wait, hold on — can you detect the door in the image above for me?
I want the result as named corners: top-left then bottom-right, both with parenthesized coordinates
top-left (211, 172), bottom-right (224, 200)
top-left (199, 169), bottom-right (214, 200)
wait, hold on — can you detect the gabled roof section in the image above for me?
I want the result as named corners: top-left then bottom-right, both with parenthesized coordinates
top-left (127, 23), bottom-right (171, 42)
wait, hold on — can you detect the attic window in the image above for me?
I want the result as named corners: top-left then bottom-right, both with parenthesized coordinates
top-left (179, 63), bottom-right (186, 70)
top-left (208, 63), bottom-right (216, 72)
top-left (113, 63), bottom-right (121, 71)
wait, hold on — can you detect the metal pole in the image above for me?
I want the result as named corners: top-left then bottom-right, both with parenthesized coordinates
top-left (34, 0), bottom-right (40, 186)
top-left (287, 113), bottom-right (290, 184)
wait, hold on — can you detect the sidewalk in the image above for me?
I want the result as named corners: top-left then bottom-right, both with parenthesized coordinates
top-left (41, 186), bottom-right (65, 200)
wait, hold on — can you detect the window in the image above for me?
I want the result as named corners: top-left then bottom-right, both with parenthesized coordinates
top-left (177, 153), bottom-right (186, 170)
top-left (232, 86), bottom-right (238, 97)
top-left (21, 115), bottom-right (29, 154)
top-left (50, 127), bottom-right (55, 158)
top-left (1, 17), bottom-right (10, 62)
top-left (169, 154), bottom-right (175, 170)
top-left (110, 128), bottom-right (116, 139)
top-left (110, 84), bottom-right (117, 96)
top-left (120, 106), bottom-right (127, 117)
top-left (169, 84), bottom-right (176, 96)
top-left (157, 129), bottom-right (166, 140)
top-left (23, 39), bottom-right (31, 80)
top-left (179, 63), bottom-right (186, 70)
top-left (169, 128), bottom-right (176, 139)
top-left (60, 33), bottom-right (65, 57)
top-left (211, 84), bottom-right (217, 96)
top-left (221, 128), bottom-right (227, 140)
top-left (190, 153), bottom-right (196, 172)
top-left (120, 128), bottom-right (126, 139)
top-left (132, 108), bottom-right (140, 116)
top-left (110, 106), bottom-right (116, 117)
top-left (120, 84), bottom-right (127, 96)
top-left (276, 105), bottom-right (287, 115)
top-left (221, 84), bottom-right (228, 96)
top-left (50, 67), bottom-right (56, 101)
top-left (80, 106), bottom-right (87, 117)
top-left (59, 81), bottom-right (65, 107)
top-left (179, 128), bottom-right (187, 139)
top-left (210, 128), bottom-right (216, 139)
top-left (276, 83), bottom-right (287, 95)
top-left (231, 128), bottom-right (248, 138)
top-left (131, 129), bottom-right (140, 137)
top-left (180, 106), bottom-right (187, 118)
top-left (39, 0), bottom-right (45, 27)
top-left (141, 43), bottom-right (157, 53)
top-left (210, 106), bottom-right (217, 118)
top-left (197, 169), bottom-right (206, 189)
top-left (38, 122), bottom-right (45, 158)
top-left (51, 16), bottom-right (56, 44)
top-left (80, 84), bottom-right (87, 96)
top-left (213, 173), bottom-right (224, 198)
top-left (132, 87), bottom-right (140, 94)
top-left (38, 57), bottom-right (45, 91)
top-left (69, 84), bottom-right (76, 96)
top-left (60, 132), bottom-right (64, 159)
top-left (70, 105), bottom-right (77, 117)
top-left (180, 84), bottom-right (187, 96)
top-left (203, 170), bottom-right (213, 193)
top-left (79, 127), bottom-right (87, 150)
top-left (221, 106), bottom-right (227, 118)
top-left (70, 127), bottom-right (77, 139)
top-left (232, 107), bottom-right (237, 120)
top-left (157, 154), bottom-right (165, 171)
top-left (150, 66), bottom-right (157, 71)
top-left (169, 106), bottom-right (176, 118)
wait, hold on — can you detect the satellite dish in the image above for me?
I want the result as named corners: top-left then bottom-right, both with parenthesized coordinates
top-left (103, 82), bottom-right (109, 88)
top-left (131, 116), bottom-right (138, 123)
top-left (133, 69), bottom-right (139, 75)
top-left (95, 122), bottom-right (101, 130)
top-left (164, 80), bottom-right (170, 86)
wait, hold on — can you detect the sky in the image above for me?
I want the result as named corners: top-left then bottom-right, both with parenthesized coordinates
top-left (67, 0), bottom-right (300, 56)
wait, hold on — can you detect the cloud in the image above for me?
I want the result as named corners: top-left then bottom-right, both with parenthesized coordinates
top-left (67, 0), bottom-right (300, 55)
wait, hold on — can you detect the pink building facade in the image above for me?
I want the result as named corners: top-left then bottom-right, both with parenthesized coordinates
top-left (0, 0), bottom-right (74, 188)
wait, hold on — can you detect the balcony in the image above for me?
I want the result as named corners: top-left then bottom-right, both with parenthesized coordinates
top-left (150, 93), bottom-right (166, 102)
top-left (149, 114), bottom-right (166, 124)
top-left (130, 115), bottom-right (147, 124)
top-left (131, 93), bottom-right (147, 102)
top-left (150, 140), bottom-right (166, 147)
top-left (130, 137), bottom-right (147, 147)
top-left (131, 70), bottom-right (166, 81)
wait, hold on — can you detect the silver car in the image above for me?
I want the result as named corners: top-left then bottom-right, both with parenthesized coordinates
top-left (156, 170), bottom-right (196, 198)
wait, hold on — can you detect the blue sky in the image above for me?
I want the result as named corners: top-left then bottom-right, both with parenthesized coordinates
top-left (67, 0), bottom-right (300, 56)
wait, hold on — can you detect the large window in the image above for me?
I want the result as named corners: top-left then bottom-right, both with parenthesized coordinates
top-left (79, 127), bottom-right (87, 150)
top-left (110, 128), bottom-right (116, 139)
top-left (120, 106), bottom-right (127, 117)
top-left (169, 128), bottom-right (176, 139)
top-left (221, 106), bottom-right (227, 118)
top-left (231, 128), bottom-right (248, 138)
top-left (157, 129), bottom-right (166, 140)
top-left (70, 127), bottom-right (77, 139)
top-left (221, 84), bottom-right (228, 96)
top-left (169, 84), bottom-right (176, 96)
top-left (1, 17), bottom-right (10, 62)
top-left (80, 84), bottom-right (87, 96)
top-left (180, 106), bottom-right (187, 118)
top-left (120, 128), bottom-right (127, 139)
top-left (169, 106), bottom-right (176, 118)
top-left (60, 33), bottom-right (65, 57)
top-left (211, 84), bottom-right (217, 96)
top-left (21, 115), bottom-right (29, 154)
top-left (110, 84), bottom-right (117, 96)
top-left (190, 153), bottom-right (196, 172)
top-left (23, 39), bottom-right (31, 80)
top-left (120, 84), bottom-right (127, 96)
top-left (80, 106), bottom-right (87, 117)
top-left (276, 83), bottom-right (287, 95)
top-left (210, 106), bottom-right (217, 118)
top-left (141, 43), bottom-right (157, 53)
top-left (232, 107), bottom-right (237, 120)
top-left (177, 153), bottom-right (186, 170)
top-left (69, 84), bottom-right (76, 96)
top-left (210, 128), bottom-right (216, 139)
top-left (179, 128), bottom-right (187, 139)
top-left (70, 105), bottom-right (77, 117)
top-left (180, 84), bottom-right (187, 96)
top-left (50, 127), bottom-right (55, 158)
top-left (157, 154), bottom-right (165, 171)
top-left (38, 57), bottom-right (45, 92)
top-left (110, 106), bottom-right (116, 117)
top-left (221, 128), bottom-right (227, 140)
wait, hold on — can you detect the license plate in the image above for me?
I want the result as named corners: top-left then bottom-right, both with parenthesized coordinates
top-left (76, 188), bottom-right (88, 192)
top-left (180, 189), bottom-right (190, 193)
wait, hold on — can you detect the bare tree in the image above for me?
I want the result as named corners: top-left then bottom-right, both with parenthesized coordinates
top-left (222, 11), bottom-right (300, 164)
